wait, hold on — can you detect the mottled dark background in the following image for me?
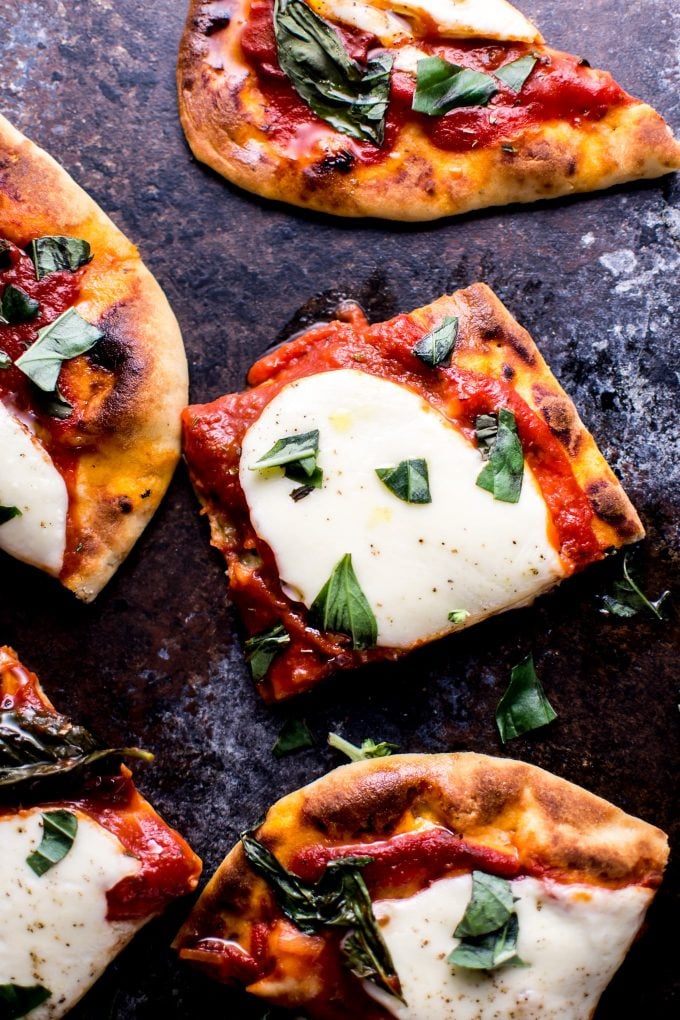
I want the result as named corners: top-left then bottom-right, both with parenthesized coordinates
top-left (1, 0), bottom-right (679, 1016)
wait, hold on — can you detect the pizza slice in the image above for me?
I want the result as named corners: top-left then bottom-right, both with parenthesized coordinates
top-left (177, 0), bottom-right (680, 219)
top-left (0, 645), bottom-right (202, 1019)
top-left (174, 752), bottom-right (668, 1018)
top-left (182, 284), bottom-right (644, 701)
top-left (0, 114), bottom-right (188, 601)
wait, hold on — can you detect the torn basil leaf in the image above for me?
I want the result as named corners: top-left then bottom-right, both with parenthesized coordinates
top-left (241, 831), bottom-right (401, 998)
top-left (1, 284), bottom-right (40, 324)
top-left (449, 911), bottom-right (523, 970)
top-left (311, 553), bottom-right (378, 649)
top-left (0, 701), bottom-right (153, 789)
top-left (0, 350), bottom-right (11, 368)
top-left (28, 235), bottom-right (92, 281)
top-left (0, 983), bottom-right (51, 1019)
top-left (244, 623), bottom-right (291, 683)
top-left (273, 718), bottom-right (315, 758)
top-left (476, 407), bottom-right (524, 503)
top-left (601, 552), bottom-right (670, 621)
top-left (15, 307), bottom-right (103, 394)
top-left (376, 458), bottom-right (431, 504)
top-left (412, 57), bottom-right (497, 116)
top-left (494, 54), bottom-right (537, 92)
top-left (273, 0), bottom-right (393, 146)
top-left (448, 609), bottom-right (470, 625)
top-left (328, 732), bottom-right (399, 762)
top-left (0, 506), bottom-right (22, 526)
top-left (412, 315), bottom-right (459, 368)
top-left (495, 654), bottom-right (557, 744)
top-left (454, 871), bottom-right (514, 938)
top-left (252, 428), bottom-right (322, 490)
top-left (474, 413), bottom-right (498, 460)
top-left (26, 809), bottom-right (78, 877)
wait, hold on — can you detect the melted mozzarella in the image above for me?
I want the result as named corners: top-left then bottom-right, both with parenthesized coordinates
top-left (366, 874), bottom-right (652, 1019)
top-left (0, 402), bottom-right (68, 574)
top-left (239, 370), bottom-right (564, 649)
top-left (307, 0), bottom-right (542, 44)
top-left (0, 808), bottom-right (143, 1020)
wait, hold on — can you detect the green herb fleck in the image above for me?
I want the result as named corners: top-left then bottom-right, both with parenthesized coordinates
top-left (0, 506), bottom-right (22, 526)
top-left (476, 407), bottom-right (524, 503)
top-left (245, 623), bottom-right (291, 683)
top-left (273, 718), bottom-right (315, 758)
top-left (448, 609), bottom-right (470, 625)
top-left (311, 554), bottom-right (377, 649)
top-left (0, 350), bottom-right (11, 369)
top-left (26, 809), bottom-right (78, 877)
top-left (495, 654), bottom-right (557, 744)
top-left (601, 552), bottom-right (670, 621)
top-left (376, 458), bottom-right (431, 504)
top-left (328, 732), bottom-right (399, 761)
top-left (412, 316), bottom-right (459, 368)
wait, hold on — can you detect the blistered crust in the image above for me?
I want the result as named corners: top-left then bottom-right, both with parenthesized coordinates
top-left (177, 0), bottom-right (680, 220)
top-left (0, 114), bottom-right (188, 600)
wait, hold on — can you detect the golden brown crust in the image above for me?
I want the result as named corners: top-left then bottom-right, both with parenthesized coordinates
top-left (177, 0), bottom-right (680, 220)
top-left (0, 114), bottom-right (188, 601)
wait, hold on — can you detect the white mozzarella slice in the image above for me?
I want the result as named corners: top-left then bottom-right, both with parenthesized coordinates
top-left (239, 370), bottom-right (565, 649)
top-left (0, 402), bottom-right (68, 575)
top-left (307, 0), bottom-right (542, 44)
top-left (0, 808), bottom-right (144, 1020)
top-left (366, 873), bottom-right (652, 1019)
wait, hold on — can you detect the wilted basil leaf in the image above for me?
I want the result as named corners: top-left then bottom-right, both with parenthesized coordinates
top-left (28, 235), bottom-right (92, 280)
top-left (448, 609), bottom-right (470, 625)
top-left (454, 871), bottom-right (514, 938)
top-left (274, 0), bottom-right (393, 145)
top-left (1, 284), bottom-right (40, 324)
top-left (253, 429), bottom-right (319, 474)
top-left (494, 54), bottom-right (537, 92)
top-left (15, 307), bottom-right (103, 393)
top-left (0, 506), bottom-right (22, 526)
top-left (495, 654), bottom-right (557, 744)
top-left (26, 809), bottom-right (78, 876)
top-left (0, 983), bottom-right (51, 1018)
top-left (449, 911), bottom-right (523, 970)
top-left (476, 408), bottom-right (524, 503)
top-left (412, 316), bottom-right (459, 368)
top-left (601, 552), bottom-right (670, 621)
top-left (328, 732), bottom-right (399, 761)
top-left (244, 623), bottom-right (291, 683)
top-left (311, 553), bottom-right (377, 649)
top-left (376, 458), bottom-right (431, 504)
top-left (474, 413), bottom-right (498, 460)
top-left (413, 57), bottom-right (497, 116)
top-left (273, 718), bottom-right (315, 758)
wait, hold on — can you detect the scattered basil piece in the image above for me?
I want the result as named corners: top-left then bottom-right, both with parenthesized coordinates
top-left (15, 307), bottom-right (103, 394)
top-left (273, 718), bottom-right (315, 758)
top-left (273, 0), bottom-right (393, 146)
top-left (0, 506), bottom-right (22, 526)
top-left (601, 552), bottom-right (670, 621)
top-left (474, 413), bottom-right (498, 460)
top-left (412, 315), bottom-right (459, 368)
top-left (244, 623), bottom-right (291, 682)
top-left (26, 809), bottom-right (78, 877)
top-left (0, 701), bottom-right (153, 789)
top-left (448, 609), bottom-right (470, 625)
top-left (454, 871), bottom-right (514, 938)
top-left (449, 911), bottom-right (523, 970)
top-left (252, 428), bottom-right (322, 490)
top-left (376, 458), bottom-right (431, 504)
top-left (495, 654), bottom-right (557, 744)
top-left (0, 350), bottom-right (11, 369)
top-left (0, 984), bottom-right (51, 1019)
top-left (328, 732), bottom-right (399, 762)
top-left (311, 553), bottom-right (378, 649)
top-left (412, 57), bottom-right (497, 116)
top-left (28, 235), bottom-right (92, 281)
top-left (1, 284), bottom-right (40, 324)
top-left (494, 54), bottom-right (538, 92)
top-left (476, 407), bottom-right (524, 503)
top-left (241, 831), bottom-right (401, 998)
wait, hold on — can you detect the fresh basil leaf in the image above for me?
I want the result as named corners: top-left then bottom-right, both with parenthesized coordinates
top-left (0, 983), bottom-right (51, 1019)
top-left (0, 506), bottom-right (22, 526)
top-left (1, 284), bottom-right (40, 324)
top-left (253, 429), bottom-right (319, 473)
top-left (15, 307), bottom-right (103, 394)
top-left (449, 911), bottom-right (523, 970)
top-left (0, 702), bottom-right (153, 789)
top-left (474, 413), bottom-right (498, 460)
top-left (273, 718), bottom-right (315, 758)
top-left (495, 654), bottom-right (557, 744)
top-left (241, 831), bottom-right (401, 998)
top-left (244, 623), bottom-right (291, 683)
top-left (412, 57), bottom-right (497, 116)
top-left (28, 236), bottom-right (92, 281)
top-left (454, 871), bottom-right (514, 938)
top-left (476, 407), bottom-right (524, 503)
top-left (448, 609), bottom-right (470, 625)
top-left (273, 0), bottom-right (393, 145)
top-left (328, 732), bottom-right (399, 762)
top-left (26, 809), bottom-right (78, 877)
top-left (0, 350), bottom-right (11, 368)
top-left (601, 552), bottom-right (670, 621)
top-left (412, 316), bottom-right (459, 368)
top-left (494, 54), bottom-right (537, 92)
top-left (376, 458), bottom-right (431, 504)
top-left (311, 553), bottom-right (377, 649)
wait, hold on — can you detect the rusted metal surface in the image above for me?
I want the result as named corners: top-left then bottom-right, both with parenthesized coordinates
top-left (1, 0), bottom-right (679, 1016)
